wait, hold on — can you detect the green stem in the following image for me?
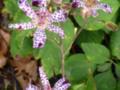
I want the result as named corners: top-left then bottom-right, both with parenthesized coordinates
top-left (60, 20), bottom-right (88, 77)
top-left (64, 20), bottom-right (88, 56)
top-left (60, 39), bottom-right (65, 77)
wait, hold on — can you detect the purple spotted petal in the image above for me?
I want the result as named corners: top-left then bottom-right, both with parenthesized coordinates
top-left (32, 0), bottom-right (47, 7)
top-left (50, 9), bottom-right (67, 23)
top-left (26, 83), bottom-right (38, 90)
top-left (91, 9), bottom-right (98, 17)
top-left (53, 78), bottom-right (71, 90)
top-left (47, 24), bottom-right (64, 39)
top-left (18, 0), bottom-right (37, 19)
top-left (56, 83), bottom-right (71, 90)
top-left (33, 28), bottom-right (46, 48)
top-left (97, 3), bottom-right (112, 13)
top-left (53, 78), bottom-right (66, 88)
top-left (39, 67), bottom-right (52, 90)
top-left (72, 0), bottom-right (85, 8)
top-left (9, 22), bottom-right (35, 30)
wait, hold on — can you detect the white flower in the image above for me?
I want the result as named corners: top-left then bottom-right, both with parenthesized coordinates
top-left (9, 0), bottom-right (67, 48)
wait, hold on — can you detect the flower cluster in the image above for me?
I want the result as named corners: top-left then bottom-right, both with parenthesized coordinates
top-left (72, 0), bottom-right (112, 18)
top-left (26, 67), bottom-right (71, 90)
top-left (9, 0), bottom-right (67, 48)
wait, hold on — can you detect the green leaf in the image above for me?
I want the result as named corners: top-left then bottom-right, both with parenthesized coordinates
top-left (4, 0), bottom-right (18, 16)
top-left (74, 0), bottom-right (119, 30)
top-left (62, 19), bottom-right (75, 55)
top-left (86, 74), bottom-right (96, 90)
top-left (110, 30), bottom-right (120, 59)
top-left (70, 83), bottom-right (86, 90)
top-left (115, 63), bottom-right (120, 78)
top-left (65, 54), bottom-right (95, 84)
top-left (75, 16), bottom-right (105, 30)
top-left (13, 10), bottom-right (30, 22)
top-left (10, 31), bottom-right (33, 57)
top-left (81, 43), bottom-right (110, 64)
top-left (95, 70), bottom-right (116, 90)
top-left (98, 0), bottom-right (120, 21)
top-left (4, 0), bottom-right (31, 22)
top-left (116, 80), bottom-right (120, 90)
top-left (97, 63), bottom-right (111, 72)
top-left (33, 40), bottom-right (61, 78)
top-left (76, 30), bottom-right (104, 45)
top-left (20, 37), bottom-right (33, 56)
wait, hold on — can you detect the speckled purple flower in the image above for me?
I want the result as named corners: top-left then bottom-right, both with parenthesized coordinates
top-left (32, 0), bottom-right (47, 7)
top-left (9, 0), bottom-right (67, 48)
top-left (72, 0), bottom-right (112, 17)
top-left (26, 67), bottom-right (71, 90)
top-left (26, 83), bottom-right (39, 90)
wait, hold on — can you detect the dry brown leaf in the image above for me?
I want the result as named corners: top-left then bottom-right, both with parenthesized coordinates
top-left (10, 56), bottom-right (38, 89)
top-left (0, 54), bottom-right (7, 68)
top-left (0, 29), bottom-right (10, 44)
top-left (0, 29), bottom-right (10, 68)
top-left (0, 29), bottom-right (10, 55)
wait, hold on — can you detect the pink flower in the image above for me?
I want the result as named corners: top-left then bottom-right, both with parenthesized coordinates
top-left (9, 0), bottom-right (67, 48)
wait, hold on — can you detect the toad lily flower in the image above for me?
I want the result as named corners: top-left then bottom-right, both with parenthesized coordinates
top-left (26, 67), bottom-right (71, 90)
top-left (72, 0), bottom-right (112, 18)
top-left (9, 0), bottom-right (67, 48)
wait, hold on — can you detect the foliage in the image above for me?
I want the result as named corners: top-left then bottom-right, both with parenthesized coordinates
top-left (1, 0), bottom-right (120, 90)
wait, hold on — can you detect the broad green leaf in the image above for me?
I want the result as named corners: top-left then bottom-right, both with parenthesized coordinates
top-left (110, 30), bottom-right (120, 59)
top-left (75, 16), bottom-right (105, 30)
top-left (86, 74), bottom-right (96, 90)
top-left (95, 70), bottom-right (116, 90)
top-left (76, 30), bottom-right (104, 45)
top-left (98, 0), bottom-right (120, 21)
top-left (62, 19), bottom-right (75, 55)
top-left (4, 0), bottom-right (18, 16)
top-left (10, 30), bottom-right (33, 57)
top-left (20, 37), bottom-right (33, 56)
top-left (81, 43), bottom-right (110, 64)
top-left (97, 63), bottom-right (111, 72)
top-left (13, 10), bottom-right (30, 22)
top-left (4, 0), bottom-right (31, 22)
top-left (65, 54), bottom-right (94, 84)
top-left (33, 40), bottom-right (61, 78)
top-left (116, 80), bottom-right (120, 90)
top-left (74, 0), bottom-right (119, 30)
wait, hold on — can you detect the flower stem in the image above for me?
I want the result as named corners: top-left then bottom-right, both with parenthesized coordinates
top-left (64, 21), bottom-right (88, 56)
top-left (60, 39), bottom-right (65, 77)
top-left (60, 19), bottom-right (88, 77)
